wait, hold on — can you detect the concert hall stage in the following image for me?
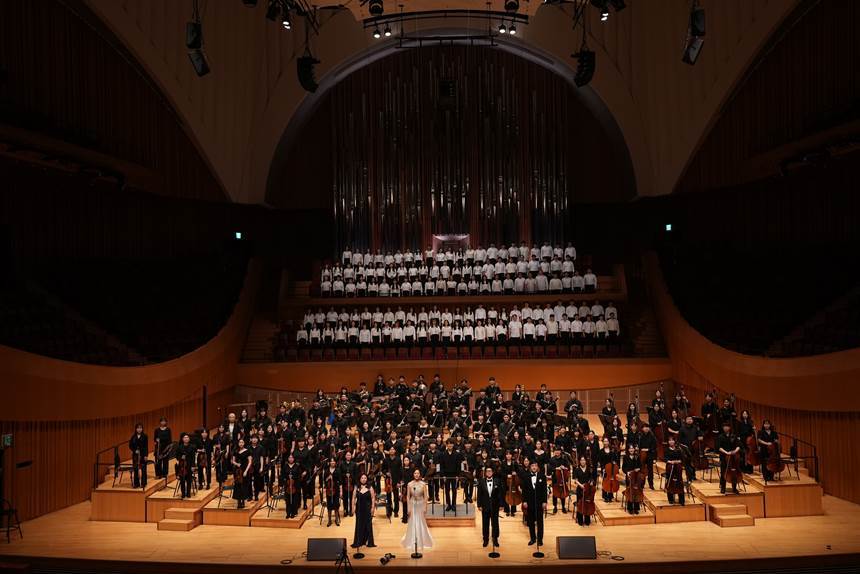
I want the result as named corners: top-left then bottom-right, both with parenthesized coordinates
top-left (2, 495), bottom-right (859, 574)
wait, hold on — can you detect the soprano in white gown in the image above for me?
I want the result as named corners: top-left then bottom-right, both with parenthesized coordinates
top-left (400, 480), bottom-right (434, 550)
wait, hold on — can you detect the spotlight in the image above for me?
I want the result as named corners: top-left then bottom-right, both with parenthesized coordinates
top-left (572, 49), bottom-right (595, 87)
top-left (498, 23), bottom-right (507, 34)
top-left (368, 0), bottom-right (384, 15)
top-left (504, 0), bottom-right (519, 12)
top-left (508, 23), bottom-right (517, 35)
top-left (383, 25), bottom-right (392, 37)
top-left (297, 55), bottom-right (320, 92)
top-left (265, 0), bottom-right (280, 21)
top-left (372, 27), bottom-right (381, 38)
top-left (282, 12), bottom-right (291, 29)
top-left (590, 0), bottom-right (609, 20)
top-left (600, 10), bottom-right (609, 21)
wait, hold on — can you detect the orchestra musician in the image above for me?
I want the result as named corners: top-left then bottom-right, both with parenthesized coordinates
top-left (232, 438), bottom-right (252, 509)
top-left (322, 457), bottom-right (342, 526)
top-left (338, 450), bottom-right (357, 516)
top-left (175, 432), bottom-right (196, 499)
top-left (153, 417), bottom-right (172, 479)
top-left (638, 421), bottom-right (658, 490)
top-left (282, 453), bottom-right (303, 518)
top-left (196, 428), bottom-right (213, 490)
top-left (622, 444), bottom-right (642, 514)
top-left (717, 421), bottom-right (741, 494)
top-left (248, 434), bottom-right (265, 501)
top-left (757, 419), bottom-right (779, 481)
top-left (664, 435), bottom-right (686, 506)
top-left (573, 456), bottom-right (593, 526)
top-left (548, 447), bottom-right (570, 514)
top-left (438, 441), bottom-right (464, 511)
top-left (129, 423), bottom-right (148, 489)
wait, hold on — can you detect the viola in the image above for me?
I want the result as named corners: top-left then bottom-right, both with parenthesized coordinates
top-left (766, 442), bottom-right (785, 474)
top-left (624, 470), bottom-right (645, 503)
top-left (577, 482), bottom-right (596, 517)
top-left (664, 461), bottom-right (685, 495)
top-left (505, 473), bottom-right (523, 507)
top-left (552, 467), bottom-right (571, 499)
top-left (601, 461), bottom-right (620, 496)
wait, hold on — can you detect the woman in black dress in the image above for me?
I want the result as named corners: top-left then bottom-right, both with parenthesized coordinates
top-left (351, 473), bottom-right (377, 548)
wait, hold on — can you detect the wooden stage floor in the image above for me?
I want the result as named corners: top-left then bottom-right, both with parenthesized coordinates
top-left (2, 495), bottom-right (860, 573)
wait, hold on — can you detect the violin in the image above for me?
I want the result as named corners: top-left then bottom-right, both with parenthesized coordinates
top-left (624, 470), bottom-right (645, 503)
top-left (601, 461), bottom-right (620, 497)
top-left (577, 481), bottom-right (596, 517)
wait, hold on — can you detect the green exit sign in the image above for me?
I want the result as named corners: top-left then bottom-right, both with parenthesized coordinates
top-left (2, 434), bottom-right (12, 447)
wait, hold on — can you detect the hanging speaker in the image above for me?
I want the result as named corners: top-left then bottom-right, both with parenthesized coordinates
top-left (573, 50), bottom-right (595, 87)
top-left (188, 49), bottom-right (211, 77)
top-left (185, 21), bottom-right (203, 49)
top-left (297, 56), bottom-right (320, 93)
top-left (690, 6), bottom-right (705, 37)
top-left (682, 36), bottom-right (704, 66)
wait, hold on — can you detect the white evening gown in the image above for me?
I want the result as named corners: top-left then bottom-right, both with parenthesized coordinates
top-left (400, 481), bottom-right (434, 550)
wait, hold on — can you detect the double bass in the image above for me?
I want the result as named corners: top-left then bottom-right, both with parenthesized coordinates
top-left (601, 461), bottom-right (620, 500)
top-left (577, 481), bottom-right (596, 518)
top-left (766, 441), bottom-right (785, 475)
top-left (690, 438), bottom-right (710, 471)
top-left (746, 428), bottom-right (761, 467)
top-left (505, 472), bottom-right (523, 508)
top-left (665, 461), bottom-right (685, 497)
top-left (723, 451), bottom-right (741, 486)
top-left (552, 466), bottom-right (571, 500)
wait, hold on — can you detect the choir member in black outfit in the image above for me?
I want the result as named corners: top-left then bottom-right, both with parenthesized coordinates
top-left (573, 456), bottom-right (593, 526)
top-left (717, 421), bottom-right (740, 494)
top-left (175, 433), bottom-right (196, 499)
top-left (232, 438), bottom-right (252, 509)
top-left (129, 423), bottom-right (148, 489)
top-left (520, 461), bottom-right (547, 546)
top-left (338, 450), bottom-right (357, 516)
top-left (248, 434), bottom-right (265, 501)
top-left (153, 417), bottom-right (172, 479)
top-left (383, 448), bottom-right (403, 518)
top-left (476, 466), bottom-right (504, 548)
top-left (664, 435), bottom-right (686, 506)
top-left (438, 441), bottom-right (464, 511)
top-left (197, 428), bottom-right (213, 490)
top-left (622, 444), bottom-right (641, 514)
top-left (322, 458), bottom-right (342, 526)
top-left (638, 422), bottom-right (657, 490)
top-left (757, 419), bottom-right (779, 481)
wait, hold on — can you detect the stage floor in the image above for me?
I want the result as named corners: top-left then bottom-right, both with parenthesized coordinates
top-left (2, 495), bottom-right (859, 572)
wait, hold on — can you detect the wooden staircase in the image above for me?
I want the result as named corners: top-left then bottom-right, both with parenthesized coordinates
top-left (242, 316), bottom-right (278, 362)
top-left (157, 507), bottom-right (202, 531)
top-left (709, 503), bottom-right (755, 527)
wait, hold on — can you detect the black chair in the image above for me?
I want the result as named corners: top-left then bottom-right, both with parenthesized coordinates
top-left (2, 499), bottom-right (22, 543)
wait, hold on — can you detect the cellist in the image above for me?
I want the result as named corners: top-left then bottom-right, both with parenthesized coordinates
top-left (338, 450), bottom-right (357, 517)
top-left (621, 444), bottom-right (642, 515)
top-left (717, 421), bottom-right (740, 494)
top-left (757, 419), bottom-right (779, 481)
top-left (664, 435), bottom-right (686, 506)
top-left (678, 415), bottom-right (702, 481)
top-left (175, 432), bottom-right (196, 499)
top-left (282, 453), bottom-right (303, 519)
top-left (573, 456), bottom-right (594, 526)
top-left (597, 438), bottom-right (619, 503)
top-left (638, 422), bottom-right (657, 490)
top-left (548, 447), bottom-right (570, 514)
top-left (737, 410), bottom-right (755, 473)
top-left (500, 451), bottom-right (520, 517)
top-left (322, 457), bottom-right (342, 526)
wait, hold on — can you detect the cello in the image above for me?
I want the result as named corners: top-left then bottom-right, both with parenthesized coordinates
top-left (665, 461), bottom-right (685, 498)
top-left (746, 428), bottom-right (761, 467)
top-left (723, 451), bottom-right (741, 487)
top-left (552, 466), bottom-right (571, 501)
top-left (623, 469), bottom-right (645, 505)
top-left (505, 472), bottom-right (523, 508)
top-left (690, 438), bottom-right (710, 471)
top-left (602, 461), bottom-right (620, 500)
top-left (577, 481), bottom-right (596, 519)
top-left (766, 442), bottom-right (785, 476)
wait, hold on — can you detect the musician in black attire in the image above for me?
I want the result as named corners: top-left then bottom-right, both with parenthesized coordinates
top-left (621, 445), bottom-right (641, 514)
top-left (424, 442), bottom-right (441, 503)
top-left (232, 438), bottom-right (252, 509)
top-left (638, 422), bottom-right (658, 490)
top-left (383, 448), bottom-right (403, 517)
top-left (596, 438), bottom-right (619, 502)
top-left (717, 421), bottom-right (740, 494)
top-left (282, 453), bottom-right (303, 518)
top-left (196, 428), bottom-right (213, 490)
top-left (476, 466), bottom-right (505, 548)
top-left (564, 391), bottom-right (583, 420)
top-left (293, 438), bottom-right (311, 509)
top-left (548, 448), bottom-right (570, 514)
top-left (153, 417), bottom-right (172, 479)
top-left (664, 435), bottom-right (686, 505)
top-left (322, 458), bottom-right (342, 526)
top-left (737, 410), bottom-right (755, 473)
top-left (338, 450), bottom-right (357, 516)
top-left (129, 424), bottom-right (148, 489)
top-left (678, 415), bottom-right (702, 481)
top-left (175, 433), bottom-right (196, 499)
top-left (757, 419), bottom-right (779, 481)
top-left (462, 442), bottom-right (478, 503)
top-left (248, 435), bottom-right (266, 500)
top-left (500, 452), bottom-right (519, 516)
top-left (573, 456), bottom-right (593, 526)
top-left (520, 461), bottom-right (547, 546)
top-left (438, 441), bottom-right (464, 511)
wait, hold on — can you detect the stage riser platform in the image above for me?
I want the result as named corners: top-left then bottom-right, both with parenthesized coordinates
top-left (250, 500), bottom-right (313, 528)
top-left (202, 495), bottom-right (267, 527)
top-left (643, 495), bottom-right (706, 523)
top-left (145, 483), bottom-right (219, 523)
top-left (747, 477), bottom-right (824, 517)
top-left (91, 479), bottom-right (166, 522)
top-left (426, 503), bottom-right (476, 527)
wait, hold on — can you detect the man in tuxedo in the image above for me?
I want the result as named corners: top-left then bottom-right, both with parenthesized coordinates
top-left (476, 466), bottom-right (505, 548)
top-left (520, 460), bottom-right (547, 546)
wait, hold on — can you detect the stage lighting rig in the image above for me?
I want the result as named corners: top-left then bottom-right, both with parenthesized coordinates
top-left (505, 0), bottom-right (519, 12)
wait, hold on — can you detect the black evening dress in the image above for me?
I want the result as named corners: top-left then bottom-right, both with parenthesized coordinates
top-left (352, 488), bottom-right (376, 548)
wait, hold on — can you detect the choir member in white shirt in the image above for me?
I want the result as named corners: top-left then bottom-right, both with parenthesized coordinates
top-left (359, 326), bottom-right (371, 345)
top-left (584, 268), bottom-right (598, 293)
top-left (571, 316), bottom-right (583, 342)
top-left (523, 318), bottom-right (536, 344)
top-left (591, 301), bottom-right (604, 319)
top-left (582, 316), bottom-right (595, 340)
top-left (342, 247), bottom-right (352, 266)
top-left (595, 318), bottom-right (608, 339)
top-left (333, 279), bottom-right (345, 297)
top-left (572, 271), bottom-right (584, 293)
top-left (441, 321), bottom-right (452, 344)
top-left (535, 320), bottom-right (547, 344)
top-left (296, 329), bottom-right (308, 346)
top-left (321, 278), bottom-right (332, 297)
top-left (535, 271), bottom-right (549, 292)
top-left (548, 275), bottom-right (562, 294)
top-left (546, 316), bottom-right (559, 343)
top-left (606, 313), bottom-right (620, 338)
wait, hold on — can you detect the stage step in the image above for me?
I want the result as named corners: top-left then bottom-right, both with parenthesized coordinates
top-left (709, 503), bottom-right (748, 518)
top-left (711, 513), bottom-right (755, 527)
top-left (157, 507), bottom-right (201, 531)
top-left (157, 518), bottom-right (198, 531)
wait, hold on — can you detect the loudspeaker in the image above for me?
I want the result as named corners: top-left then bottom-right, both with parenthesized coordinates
top-left (556, 536), bottom-right (597, 559)
top-left (689, 6), bottom-right (705, 37)
top-left (297, 56), bottom-right (320, 93)
top-left (188, 49), bottom-right (211, 77)
top-left (573, 50), bottom-right (595, 87)
top-left (306, 538), bottom-right (347, 561)
top-left (185, 21), bottom-right (203, 49)
top-left (682, 36), bottom-right (704, 66)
